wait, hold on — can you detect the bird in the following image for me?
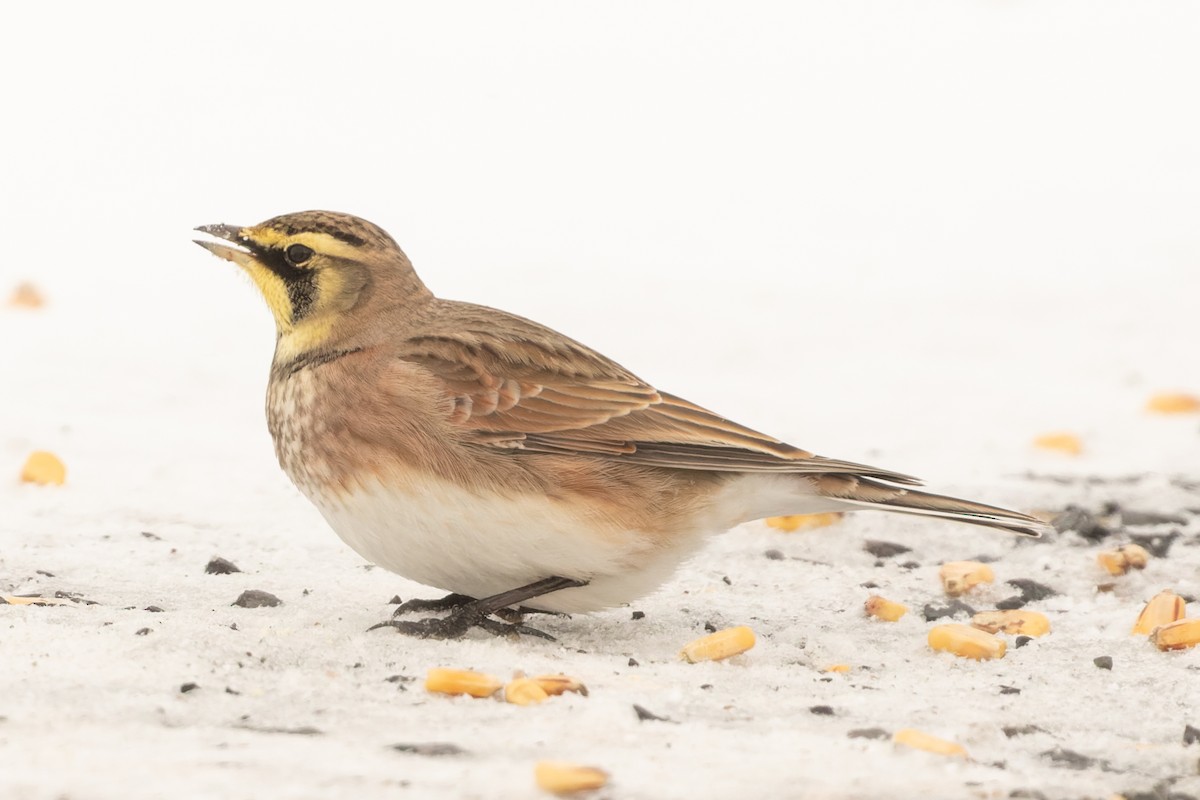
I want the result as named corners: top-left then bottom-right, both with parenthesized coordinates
top-left (194, 210), bottom-right (1048, 639)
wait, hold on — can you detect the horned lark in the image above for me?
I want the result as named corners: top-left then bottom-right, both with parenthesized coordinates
top-left (195, 211), bottom-right (1047, 639)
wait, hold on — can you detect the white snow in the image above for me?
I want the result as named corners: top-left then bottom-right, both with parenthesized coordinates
top-left (2, 3), bottom-right (1199, 799)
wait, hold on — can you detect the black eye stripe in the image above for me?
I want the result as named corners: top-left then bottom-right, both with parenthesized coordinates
top-left (254, 247), bottom-right (317, 321)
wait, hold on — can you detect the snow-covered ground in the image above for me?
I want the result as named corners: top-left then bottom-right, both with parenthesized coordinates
top-left (3, 3), bottom-right (1199, 799)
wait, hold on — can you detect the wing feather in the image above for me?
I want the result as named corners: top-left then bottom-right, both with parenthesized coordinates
top-left (397, 303), bottom-right (921, 485)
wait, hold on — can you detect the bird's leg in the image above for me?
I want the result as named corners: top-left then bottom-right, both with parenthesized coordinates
top-left (370, 577), bottom-right (588, 640)
top-left (391, 592), bottom-right (476, 618)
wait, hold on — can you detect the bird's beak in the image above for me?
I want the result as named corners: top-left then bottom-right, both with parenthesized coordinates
top-left (193, 223), bottom-right (255, 267)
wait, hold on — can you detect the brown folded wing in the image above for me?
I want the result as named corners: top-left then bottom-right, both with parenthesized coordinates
top-left (399, 308), bottom-right (921, 486)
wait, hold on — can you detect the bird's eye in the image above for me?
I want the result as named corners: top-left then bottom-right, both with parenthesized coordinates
top-left (285, 243), bottom-right (314, 265)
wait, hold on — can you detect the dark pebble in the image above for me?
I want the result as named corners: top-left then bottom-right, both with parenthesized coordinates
top-left (242, 725), bottom-right (323, 736)
top-left (808, 705), bottom-right (834, 716)
top-left (1122, 509), bottom-right (1187, 526)
top-left (722, 576), bottom-right (732, 585)
top-left (225, 687), bottom-right (240, 695)
top-left (141, 531), bottom-right (162, 541)
top-left (1009, 791), bottom-right (1048, 800)
top-left (180, 683), bottom-right (199, 693)
top-left (1040, 747), bottom-right (1099, 770)
top-left (135, 628), bottom-right (151, 636)
top-left (996, 596), bottom-right (1026, 610)
top-left (847, 728), bottom-right (889, 740)
top-left (385, 675), bottom-right (415, 684)
top-left (1129, 530), bottom-right (1182, 558)
top-left (1121, 791), bottom-right (1198, 800)
top-left (1002, 725), bottom-right (1046, 738)
top-left (232, 590), bottom-right (282, 608)
top-left (631, 610), bottom-right (645, 620)
top-left (1184, 724), bottom-right (1200, 746)
top-left (628, 658), bottom-right (639, 667)
top-left (205, 557), bottom-right (241, 575)
top-left (54, 591), bottom-right (97, 605)
top-left (36, 570), bottom-right (55, 577)
top-left (1094, 656), bottom-right (1113, 670)
top-left (1006, 579), bottom-right (1059, 603)
top-left (1053, 506), bottom-right (1112, 541)
top-left (1000, 685), bottom-right (1021, 695)
top-left (1015, 636), bottom-right (1033, 648)
top-left (700, 684), bottom-right (713, 690)
top-left (704, 621), bottom-right (717, 633)
top-left (923, 599), bottom-right (976, 622)
top-left (863, 540), bottom-right (911, 558)
top-left (391, 742), bottom-right (468, 756)
top-left (387, 595), bottom-right (403, 604)
top-left (764, 549), bottom-right (785, 561)
top-left (633, 704), bottom-right (674, 723)
top-left (144, 606), bottom-right (164, 613)
top-left (860, 581), bottom-right (879, 589)
top-left (899, 561), bottom-right (921, 571)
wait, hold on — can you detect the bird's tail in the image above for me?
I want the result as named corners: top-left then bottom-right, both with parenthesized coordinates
top-left (812, 474), bottom-right (1049, 537)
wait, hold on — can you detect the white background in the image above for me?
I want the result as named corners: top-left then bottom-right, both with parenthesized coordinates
top-left (2, 4), bottom-right (1198, 799)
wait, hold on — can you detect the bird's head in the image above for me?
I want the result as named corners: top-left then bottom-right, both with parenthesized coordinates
top-left (194, 210), bottom-right (430, 361)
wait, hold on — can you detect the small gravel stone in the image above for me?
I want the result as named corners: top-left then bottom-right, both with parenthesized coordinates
top-left (391, 742), bottom-right (467, 756)
top-left (180, 683), bottom-right (199, 693)
top-left (232, 590), bottom-right (282, 608)
top-left (1183, 724), bottom-right (1199, 745)
top-left (809, 705), bottom-right (834, 716)
top-left (1129, 530), bottom-right (1182, 558)
top-left (863, 540), bottom-right (911, 558)
top-left (1040, 746), bottom-right (1101, 770)
top-left (633, 704), bottom-right (674, 723)
top-left (847, 728), bottom-right (889, 740)
top-left (205, 557), bottom-right (241, 575)
top-left (1053, 506), bottom-right (1112, 541)
top-left (1093, 656), bottom-right (1113, 670)
top-left (1015, 636), bottom-right (1033, 648)
top-left (1003, 725), bottom-right (1046, 738)
top-left (764, 549), bottom-right (785, 561)
top-left (922, 599), bottom-right (976, 622)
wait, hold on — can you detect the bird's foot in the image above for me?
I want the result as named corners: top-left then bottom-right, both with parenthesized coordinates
top-left (370, 603), bottom-right (555, 641)
top-left (391, 592), bottom-right (475, 618)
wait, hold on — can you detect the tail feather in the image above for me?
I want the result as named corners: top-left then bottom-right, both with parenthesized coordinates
top-left (813, 474), bottom-right (1049, 538)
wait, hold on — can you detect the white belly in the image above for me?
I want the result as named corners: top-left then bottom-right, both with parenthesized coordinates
top-left (308, 474), bottom-right (709, 613)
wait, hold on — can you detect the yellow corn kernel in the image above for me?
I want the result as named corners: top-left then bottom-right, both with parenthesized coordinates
top-left (893, 728), bottom-right (968, 758)
top-left (765, 512), bottom-right (843, 532)
top-left (1, 595), bottom-right (74, 606)
top-left (8, 281), bottom-right (45, 308)
top-left (939, 561), bottom-right (995, 596)
top-left (534, 762), bottom-right (609, 794)
top-left (822, 664), bottom-right (852, 673)
top-left (1132, 591), bottom-right (1187, 635)
top-left (1097, 544), bottom-right (1151, 576)
top-left (424, 668), bottom-right (502, 698)
top-left (531, 674), bottom-right (588, 697)
top-left (20, 451), bottom-right (66, 486)
top-left (680, 625), bottom-right (756, 663)
top-left (1033, 432), bottom-right (1083, 456)
top-left (928, 623), bottom-right (1007, 660)
top-left (864, 595), bottom-right (908, 622)
top-left (1146, 392), bottom-right (1200, 414)
top-left (1150, 618), bottom-right (1200, 651)
top-left (971, 610), bottom-right (1051, 637)
top-left (504, 677), bottom-right (550, 706)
